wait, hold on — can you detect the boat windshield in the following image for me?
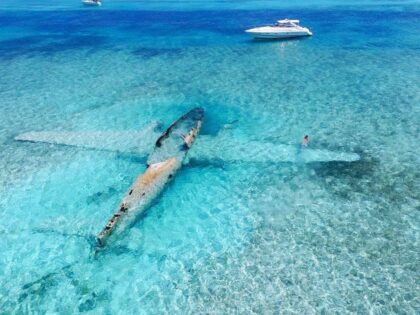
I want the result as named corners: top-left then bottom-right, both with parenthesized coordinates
top-left (275, 19), bottom-right (299, 27)
top-left (275, 23), bottom-right (293, 27)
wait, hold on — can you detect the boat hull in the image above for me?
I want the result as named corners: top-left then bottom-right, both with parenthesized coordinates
top-left (96, 108), bottom-right (204, 247)
top-left (245, 24), bottom-right (312, 39)
top-left (246, 30), bottom-right (312, 39)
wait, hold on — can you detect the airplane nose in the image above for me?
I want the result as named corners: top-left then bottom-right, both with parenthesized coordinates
top-left (190, 107), bottom-right (205, 120)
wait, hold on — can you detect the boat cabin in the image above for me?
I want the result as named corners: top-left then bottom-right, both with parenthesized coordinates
top-left (275, 19), bottom-right (300, 27)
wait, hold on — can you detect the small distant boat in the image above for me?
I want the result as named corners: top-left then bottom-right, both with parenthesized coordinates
top-left (245, 19), bottom-right (312, 39)
top-left (82, 0), bottom-right (102, 6)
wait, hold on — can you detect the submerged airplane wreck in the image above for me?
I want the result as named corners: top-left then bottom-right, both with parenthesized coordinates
top-left (15, 107), bottom-right (360, 248)
top-left (96, 107), bottom-right (203, 247)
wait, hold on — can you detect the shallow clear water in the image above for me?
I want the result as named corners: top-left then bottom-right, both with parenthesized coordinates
top-left (0, 1), bottom-right (419, 314)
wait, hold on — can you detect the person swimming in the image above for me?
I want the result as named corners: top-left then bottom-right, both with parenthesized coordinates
top-left (302, 135), bottom-right (310, 147)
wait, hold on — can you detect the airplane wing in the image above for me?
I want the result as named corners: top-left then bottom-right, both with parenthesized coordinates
top-left (191, 134), bottom-right (360, 163)
top-left (15, 121), bottom-right (162, 155)
top-left (15, 126), bottom-right (360, 164)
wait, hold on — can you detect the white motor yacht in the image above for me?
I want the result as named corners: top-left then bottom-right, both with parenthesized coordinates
top-left (245, 19), bottom-right (312, 39)
top-left (82, 0), bottom-right (102, 6)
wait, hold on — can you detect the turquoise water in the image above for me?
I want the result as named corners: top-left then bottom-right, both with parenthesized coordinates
top-left (0, 1), bottom-right (419, 313)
